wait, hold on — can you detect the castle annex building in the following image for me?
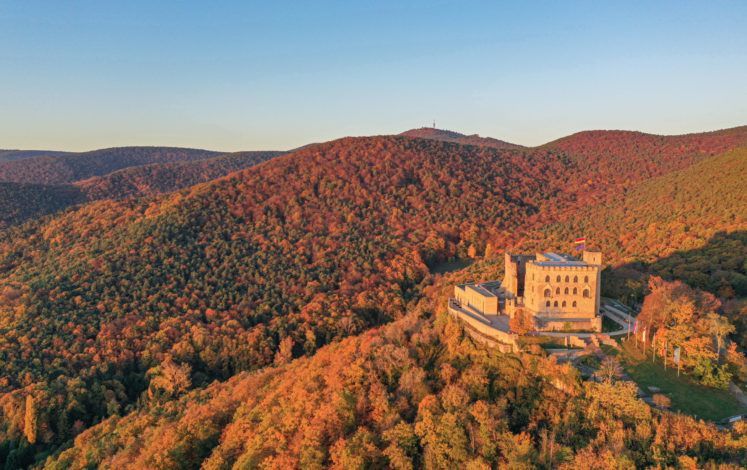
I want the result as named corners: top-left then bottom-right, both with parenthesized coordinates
top-left (451, 250), bottom-right (603, 333)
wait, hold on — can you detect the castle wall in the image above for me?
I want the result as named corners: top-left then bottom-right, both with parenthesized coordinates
top-left (523, 263), bottom-right (601, 319)
top-left (454, 284), bottom-right (498, 315)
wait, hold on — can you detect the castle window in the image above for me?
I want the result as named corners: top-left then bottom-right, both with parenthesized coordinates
top-left (584, 275), bottom-right (589, 283)
top-left (543, 289), bottom-right (551, 298)
top-left (583, 289), bottom-right (590, 298)
top-left (553, 301), bottom-right (558, 307)
top-left (562, 301), bottom-right (567, 307)
top-left (564, 287), bottom-right (569, 294)
top-left (565, 275), bottom-right (570, 283)
top-left (546, 300), bottom-right (551, 307)
top-left (572, 301), bottom-right (577, 307)
top-left (573, 275), bottom-right (578, 283)
top-left (573, 287), bottom-right (578, 295)
top-left (555, 287), bottom-right (560, 295)
top-left (545, 275), bottom-right (550, 282)
top-left (556, 275), bottom-right (561, 282)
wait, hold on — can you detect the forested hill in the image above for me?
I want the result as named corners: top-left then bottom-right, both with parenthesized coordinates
top-left (46, 264), bottom-right (747, 469)
top-left (73, 150), bottom-right (283, 200)
top-left (1, 128), bottom-right (747, 467)
top-left (0, 146), bottom-right (221, 185)
top-left (0, 150), bottom-right (283, 228)
top-left (0, 150), bottom-right (72, 163)
top-left (400, 127), bottom-right (524, 149)
top-left (542, 126), bottom-right (747, 188)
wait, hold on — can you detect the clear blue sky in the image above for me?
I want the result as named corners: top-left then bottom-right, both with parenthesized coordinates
top-left (1, 1), bottom-right (745, 151)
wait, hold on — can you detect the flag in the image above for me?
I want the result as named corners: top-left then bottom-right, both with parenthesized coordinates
top-left (673, 347), bottom-right (680, 365)
top-left (574, 237), bottom-right (586, 251)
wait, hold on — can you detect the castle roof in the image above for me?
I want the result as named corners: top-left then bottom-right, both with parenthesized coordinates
top-left (533, 252), bottom-right (586, 267)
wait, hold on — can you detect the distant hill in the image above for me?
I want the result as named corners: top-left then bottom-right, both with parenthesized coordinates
top-left (400, 127), bottom-right (523, 149)
top-left (0, 146), bottom-right (221, 184)
top-left (0, 149), bottom-right (72, 163)
top-left (0, 149), bottom-right (283, 227)
top-left (75, 150), bottom-right (283, 200)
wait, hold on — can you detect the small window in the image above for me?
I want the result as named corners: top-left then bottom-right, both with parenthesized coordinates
top-left (572, 301), bottom-right (577, 307)
top-left (583, 289), bottom-right (590, 298)
top-left (545, 275), bottom-right (550, 282)
top-left (565, 275), bottom-right (570, 283)
top-left (555, 287), bottom-right (560, 295)
top-left (556, 275), bottom-right (561, 282)
top-left (544, 289), bottom-right (551, 298)
top-left (564, 287), bottom-right (569, 294)
top-left (573, 287), bottom-right (578, 295)
top-left (546, 300), bottom-right (551, 307)
top-left (584, 276), bottom-right (589, 283)
top-left (553, 301), bottom-right (558, 307)
top-left (562, 301), bottom-right (567, 307)
top-left (573, 276), bottom-right (578, 283)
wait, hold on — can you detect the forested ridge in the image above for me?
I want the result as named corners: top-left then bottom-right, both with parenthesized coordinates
top-left (0, 147), bottom-right (221, 185)
top-left (1, 127), bottom-right (747, 467)
top-left (0, 150), bottom-right (282, 228)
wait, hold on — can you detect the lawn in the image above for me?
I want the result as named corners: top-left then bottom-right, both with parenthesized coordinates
top-left (618, 339), bottom-right (746, 422)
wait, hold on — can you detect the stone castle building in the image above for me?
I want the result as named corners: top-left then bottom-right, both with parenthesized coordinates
top-left (451, 249), bottom-right (603, 333)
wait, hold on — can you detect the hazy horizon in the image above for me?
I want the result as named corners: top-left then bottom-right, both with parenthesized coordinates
top-left (2, 0), bottom-right (746, 151)
top-left (2, 122), bottom-right (747, 154)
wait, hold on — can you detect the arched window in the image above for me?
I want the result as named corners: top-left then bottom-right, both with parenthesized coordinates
top-left (564, 287), bottom-right (569, 294)
top-left (556, 275), bottom-right (561, 282)
top-left (553, 301), bottom-right (558, 307)
top-left (573, 287), bottom-right (578, 295)
top-left (584, 275), bottom-right (589, 283)
top-left (562, 301), bottom-right (567, 307)
top-left (583, 289), bottom-right (590, 298)
top-left (572, 301), bottom-right (577, 307)
top-left (555, 287), bottom-right (560, 295)
top-left (565, 275), bottom-right (570, 283)
top-left (546, 300), bottom-right (551, 307)
top-left (545, 275), bottom-right (550, 282)
top-left (573, 275), bottom-right (578, 283)
top-left (544, 289), bottom-right (551, 298)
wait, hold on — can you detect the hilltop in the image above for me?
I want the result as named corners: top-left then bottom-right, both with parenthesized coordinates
top-left (400, 127), bottom-right (523, 150)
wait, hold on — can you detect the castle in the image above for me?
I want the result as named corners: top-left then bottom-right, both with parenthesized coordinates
top-left (451, 249), bottom-right (603, 333)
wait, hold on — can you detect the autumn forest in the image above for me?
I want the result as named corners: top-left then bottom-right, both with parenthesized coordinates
top-left (0, 126), bottom-right (746, 468)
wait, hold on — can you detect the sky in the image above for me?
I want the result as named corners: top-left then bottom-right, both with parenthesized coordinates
top-left (1, 1), bottom-right (746, 151)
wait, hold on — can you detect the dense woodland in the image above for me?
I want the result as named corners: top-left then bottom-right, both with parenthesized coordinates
top-left (0, 128), bottom-right (746, 467)
top-left (41, 273), bottom-right (747, 468)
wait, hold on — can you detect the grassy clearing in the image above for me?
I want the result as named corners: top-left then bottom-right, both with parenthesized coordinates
top-left (618, 339), bottom-right (746, 421)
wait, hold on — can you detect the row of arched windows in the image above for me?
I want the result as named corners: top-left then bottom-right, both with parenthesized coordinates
top-left (544, 274), bottom-right (589, 284)
top-left (546, 300), bottom-right (576, 308)
top-left (543, 288), bottom-right (590, 298)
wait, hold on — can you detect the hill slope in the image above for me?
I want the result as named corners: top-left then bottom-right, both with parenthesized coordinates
top-left (0, 183), bottom-right (85, 228)
top-left (74, 150), bottom-right (283, 200)
top-left (47, 272), bottom-right (747, 469)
